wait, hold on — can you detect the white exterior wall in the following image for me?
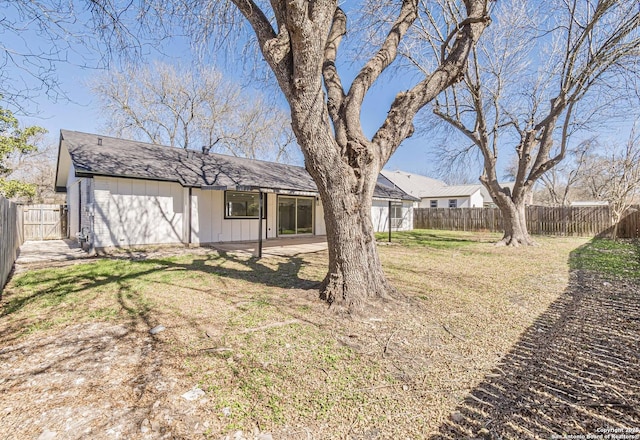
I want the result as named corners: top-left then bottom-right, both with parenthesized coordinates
top-left (190, 189), bottom-right (275, 244)
top-left (66, 165), bottom-right (80, 238)
top-left (80, 178), bottom-right (93, 236)
top-left (468, 191), bottom-right (483, 208)
top-left (371, 200), bottom-right (413, 232)
top-left (66, 165), bottom-right (93, 240)
top-left (92, 177), bottom-right (185, 248)
top-left (419, 193), bottom-right (483, 208)
top-left (74, 174), bottom-right (409, 248)
top-left (191, 191), bottom-right (326, 243)
top-left (315, 198), bottom-right (326, 236)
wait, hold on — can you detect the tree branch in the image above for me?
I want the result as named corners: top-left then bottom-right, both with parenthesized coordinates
top-left (322, 7), bottom-right (347, 129)
top-left (344, 0), bottom-right (419, 131)
top-left (373, 0), bottom-right (490, 160)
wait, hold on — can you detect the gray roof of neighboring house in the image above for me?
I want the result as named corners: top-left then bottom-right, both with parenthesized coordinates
top-left (381, 169), bottom-right (516, 202)
top-left (419, 184), bottom-right (482, 198)
top-left (381, 170), bottom-right (481, 198)
top-left (380, 170), bottom-right (446, 198)
top-left (55, 130), bottom-right (416, 201)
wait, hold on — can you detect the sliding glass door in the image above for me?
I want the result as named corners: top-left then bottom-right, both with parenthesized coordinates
top-left (278, 196), bottom-right (314, 236)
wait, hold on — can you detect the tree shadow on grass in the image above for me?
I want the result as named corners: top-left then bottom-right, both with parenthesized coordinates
top-left (1, 248), bottom-right (320, 332)
top-left (432, 240), bottom-right (640, 439)
top-left (0, 248), bottom-right (326, 438)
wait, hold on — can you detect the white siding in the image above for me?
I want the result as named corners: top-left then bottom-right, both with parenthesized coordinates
top-left (419, 195), bottom-right (482, 208)
top-left (93, 177), bottom-right (184, 248)
top-left (79, 175), bottom-right (412, 247)
top-left (315, 198), bottom-right (326, 236)
top-left (191, 189), bottom-right (274, 244)
top-left (469, 191), bottom-right (484, 208)
top-left (371, 200), bottom-right (413, 232)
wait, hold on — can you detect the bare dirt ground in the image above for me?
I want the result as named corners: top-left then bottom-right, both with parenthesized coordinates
top-left (1, 237), bottom-right (638, 440)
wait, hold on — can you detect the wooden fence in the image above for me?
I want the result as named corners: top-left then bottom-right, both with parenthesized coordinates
top-left (414, 205), bottom-right (640, 239)
top-left (1, 196), bottom-right (24, 292)
top-left (22, 204), bottom-right (67, 241)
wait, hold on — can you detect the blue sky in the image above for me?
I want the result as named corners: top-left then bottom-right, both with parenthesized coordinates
top-left (3, 3), bottom-right (451, 178)
top-left (5, 2), bottom-right (637, 184)
top-left (20, 60), bottom-right (436, 175)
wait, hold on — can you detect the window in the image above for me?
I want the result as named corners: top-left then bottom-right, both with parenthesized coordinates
top-left (391, 203), bottom-right (404, 229)
top-left (448, 199), bottom-right (457, 208)
top-left (430, 200), bottom-right (437, 208)
top-left (225, 191), bottom-right (265, 218)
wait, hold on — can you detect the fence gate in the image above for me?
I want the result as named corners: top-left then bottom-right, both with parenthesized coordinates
top-left (22, 204), bottom-right (68, 241)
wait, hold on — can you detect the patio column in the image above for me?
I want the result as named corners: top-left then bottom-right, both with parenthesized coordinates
top-left (257, 191), bottom-right (263, 258)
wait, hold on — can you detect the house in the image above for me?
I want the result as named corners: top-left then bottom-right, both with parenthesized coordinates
top-left (380, 170), bottom-right (517, 208)
top-left (381, 170), bottom-right (485, 208)
top-left (54, 130), bottom-right (417, 250)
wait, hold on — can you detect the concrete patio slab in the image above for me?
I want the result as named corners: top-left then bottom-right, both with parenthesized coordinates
top-left (15, 239), bottom-right (91, 265)
top-left (211, 236), bottom-right (328, 257)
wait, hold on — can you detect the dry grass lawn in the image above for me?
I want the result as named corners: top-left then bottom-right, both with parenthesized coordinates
top-left (1, 230), bottom-right (636, 439)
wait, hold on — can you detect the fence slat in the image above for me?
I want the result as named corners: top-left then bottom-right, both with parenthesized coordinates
top-left (413, 205), bottom-right (640, 239)
top-left (22, 204), bottom-right (66, 240)
top-left (1, 197), bottom-right (24, 292)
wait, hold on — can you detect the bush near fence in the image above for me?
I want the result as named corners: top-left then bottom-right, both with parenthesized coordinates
top-left (1, 196), bottom-right (24, 292)
top-left (414, 205), bottom-right (640, 239)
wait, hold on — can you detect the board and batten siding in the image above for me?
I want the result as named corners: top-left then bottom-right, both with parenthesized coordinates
top-left (190, 191), bottom-right (327, 243)
top-left (419, 191), bottom-right (483, 208)
top-left (371, 200), bottom-right (413, 232)
top-left (190, 189), bottom-right (274, 244)
top-left (93, 176), bottom-right (185, 248)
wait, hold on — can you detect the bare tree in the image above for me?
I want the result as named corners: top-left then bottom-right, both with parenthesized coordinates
top-left (1, 1), bottom-right (109, 113)
top-left (91, 62), bottom-right (299, 162)
top-left (579, 127), bottom-right (640, 238)
top-left (211, 0), bottom-right (490, 310)
top-left (430, 0), bottom-right (640, 245)
top-left (538, 140), bottom-right (594, 206)
top-left (81, 0), bottom-right (492, 311)
top-left (4, 135), bottom-right (62, 203)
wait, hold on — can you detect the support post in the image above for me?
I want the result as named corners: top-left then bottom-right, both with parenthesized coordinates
top-left (187, 187), bottom-right (192, 246)
top-left (257, 191), bottom-right (263, 258)
top-left (388, 200), bottom-right (392, 243)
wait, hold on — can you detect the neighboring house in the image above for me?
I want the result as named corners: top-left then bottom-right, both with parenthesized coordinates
top-left (381, 170), bottom-right (485, 208)
top-left (55, 130), bottom-right (416, 250)
top-left (381, 169), bottom-right (516, 208)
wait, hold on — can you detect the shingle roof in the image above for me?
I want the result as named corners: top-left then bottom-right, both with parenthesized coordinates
top-left (418, 184), bottom-right (482, 198)
top-left (57, 130), bottom-right (416, 201)
top-left (380, 170), bottom-right (446, 198)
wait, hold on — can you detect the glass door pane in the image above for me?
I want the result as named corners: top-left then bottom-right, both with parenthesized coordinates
top-left (296, 198), bottom-right (313, 234)
top-left (278, 197), bottom-right (296, 235)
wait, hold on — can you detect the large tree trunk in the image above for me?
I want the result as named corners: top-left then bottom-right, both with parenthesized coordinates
top-left (497, 198), bottom-right (534, 246)
top-left (293, 107), bottom-right (393, 312)
top-left (316, 166), bottom-right (393, 311)
top-left (482, 178), bottom-right (535, 246)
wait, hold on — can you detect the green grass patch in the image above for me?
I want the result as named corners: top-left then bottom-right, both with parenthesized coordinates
top-left (376, 228), bottom-right (500, 249)
top-left (570, 238), bottom-right (640, 279)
